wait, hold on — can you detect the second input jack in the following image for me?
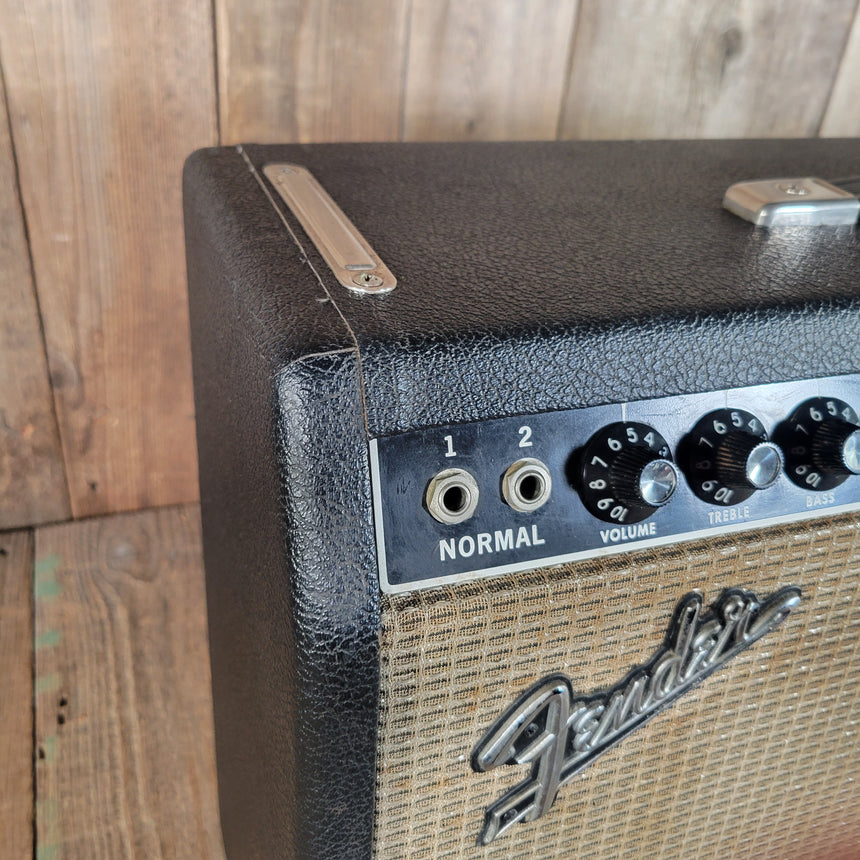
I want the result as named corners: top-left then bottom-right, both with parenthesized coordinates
top-left (502, 458), bottom-right (552, 512)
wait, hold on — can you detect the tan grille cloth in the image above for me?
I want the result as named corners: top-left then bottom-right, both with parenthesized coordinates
top-left (373, 514), bottom-right (860, 859)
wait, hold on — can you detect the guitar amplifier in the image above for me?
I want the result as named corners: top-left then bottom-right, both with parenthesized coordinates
top-left (184, 140), bottom-right (860, 860)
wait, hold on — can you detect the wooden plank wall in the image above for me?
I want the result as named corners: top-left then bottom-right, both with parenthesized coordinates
top-left (0, 530), bottom-right (34, 858)
top-left (561, 0), bottom-right (857, 138)
top-left (0, 503), bottom-right (223, 860)
top-left (1, 0), bottom-right (860, 527)
top-left (32, 505), bottom-right (222, 858)
top-left (0, 66), bottom-right (70, 529)
top-left (216, 0), bottom-right (410, 144)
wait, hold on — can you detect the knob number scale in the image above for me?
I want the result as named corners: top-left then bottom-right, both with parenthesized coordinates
top-left (580, 423), bottom-right (677, 524)
top-left (369, 374), bottom-right (860, 594)
top-left (778, 397), bottom-right (860, 491)
top-left (684, 408), bottom-right (782, 506)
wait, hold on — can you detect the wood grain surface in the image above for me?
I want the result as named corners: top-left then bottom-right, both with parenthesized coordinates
top-left (216, 0), bottom-right (410, 143)
top-left (559, 0), bottom-right (858, 139)
top-left (0, 0), bottom-right (217, 519)
top-left (403, 0), bottom-right (579, 141)
top-left (33, 505), bottom-right (224, 859)
top-left (820, 3), bottom-right (860, 136)
top-left (0, 65), bottom-right (70, 529)
top-left (0, 529), bottom-right (34, 860)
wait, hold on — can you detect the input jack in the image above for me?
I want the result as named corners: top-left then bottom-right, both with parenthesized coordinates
top-left (425, 468), bottom-right (480, 525)
top-left (501, 458), bottom-right (552, 512)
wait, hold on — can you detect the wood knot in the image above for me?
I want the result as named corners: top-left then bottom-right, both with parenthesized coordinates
top-left (104, 528), bottom-right (155, 580)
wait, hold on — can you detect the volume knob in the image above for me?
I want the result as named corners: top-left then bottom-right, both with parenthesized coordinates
top-left (610, 446), bottom-right (678, 507)
top-left (684, 409), bottom-right (782, 506)
top-left (778, 397), bottom-right (860, 491)
top-left (579, 422), bottom-right (678, 524)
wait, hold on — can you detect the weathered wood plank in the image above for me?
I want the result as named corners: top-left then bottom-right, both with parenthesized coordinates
top-left (560, 0), bottom-right (857, 139)
top-left (0, 0), bottom-right (217, 518)
top-left (0, 63), bottom-right (70, 528)
top-left (33, 506), bottom-right (224, 858)
top-left (216, 0), bottom-right (410, 144)
top-left (0, 529), bottom-right (34, 859)
top-left (403, 0), bottom-right (578, 141)
top-left (820, 3), bottom-right (860, 136)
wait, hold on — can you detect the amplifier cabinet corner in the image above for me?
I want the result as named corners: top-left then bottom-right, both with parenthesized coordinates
top-left (185, 139), bottom-right (860, 860)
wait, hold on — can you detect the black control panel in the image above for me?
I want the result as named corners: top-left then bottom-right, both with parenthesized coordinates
top-left (369, 375), bottom-right (860, 594)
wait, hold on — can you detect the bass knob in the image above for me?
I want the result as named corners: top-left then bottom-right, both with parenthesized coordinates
top-left (777, 397), bottom-right (860, 491)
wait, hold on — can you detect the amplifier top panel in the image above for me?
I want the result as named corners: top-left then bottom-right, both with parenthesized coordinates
top-left (239, 139), bottom-right (860, 345)
top-left (220, 139), bottom-right (860, 440)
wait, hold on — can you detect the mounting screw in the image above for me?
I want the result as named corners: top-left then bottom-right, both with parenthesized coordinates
top-left (778, 182), bottom-right (809, 196)
top-left (351, 272), bottom-right (384, 289)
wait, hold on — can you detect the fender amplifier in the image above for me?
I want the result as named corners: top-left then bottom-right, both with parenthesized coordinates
top-left (184, 140), bottom-right (860, 859)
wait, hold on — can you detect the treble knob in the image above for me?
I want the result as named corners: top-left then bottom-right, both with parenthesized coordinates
top-left (579, 422), bottom-right (678, 524)
top-left (777, 397), bottom-right (860, 491)
top-left (683, 409), bottom-right (782, 506)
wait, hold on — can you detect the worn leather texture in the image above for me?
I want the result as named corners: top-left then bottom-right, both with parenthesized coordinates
top-left (185, 140), bottom-right (860, 860)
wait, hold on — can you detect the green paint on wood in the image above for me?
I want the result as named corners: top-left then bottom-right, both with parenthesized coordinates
top-left (39, 734), bottom-right (58, 764)
top-left (36, 798), bottom-right (57, 819)
top-left (35, 554), bottom-right (63, 600)
top-left (34, 553), bottom-right (61, 575)
top-left (35, 673), bottom-right (60, 695)
top-left (36, 797), bottom-right (60, 860)
top-left (35, 573), bottom-right (61, 600)
top-left (35, 629), bottom-right (61, 649)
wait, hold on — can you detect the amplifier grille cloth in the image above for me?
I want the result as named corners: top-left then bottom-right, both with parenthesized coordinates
top-left (373, 515), bottom-right (860, 859)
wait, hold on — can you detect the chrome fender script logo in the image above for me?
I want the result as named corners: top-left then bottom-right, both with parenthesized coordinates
top-left (471, 586), bottom-right (801, 844)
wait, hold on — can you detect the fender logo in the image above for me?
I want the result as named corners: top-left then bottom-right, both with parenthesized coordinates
top-left (471, 585), bottom-right (801, 844)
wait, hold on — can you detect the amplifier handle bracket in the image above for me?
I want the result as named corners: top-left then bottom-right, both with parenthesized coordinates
top-left (262, 163), bottom-right (396, 295)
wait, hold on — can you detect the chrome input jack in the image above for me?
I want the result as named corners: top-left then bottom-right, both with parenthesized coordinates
top-left (425, 468), bottom-right (480, 524)
top-left (501, 458), bottom-right (552, 513)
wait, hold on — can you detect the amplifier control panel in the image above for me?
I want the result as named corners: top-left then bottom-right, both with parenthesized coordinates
top-left (369, 374), bottom-right (860, 594)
